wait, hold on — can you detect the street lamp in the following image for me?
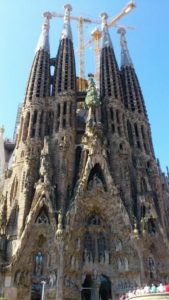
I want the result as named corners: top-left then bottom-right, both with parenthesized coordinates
top-left (41, 281), bottom-right (46, 300)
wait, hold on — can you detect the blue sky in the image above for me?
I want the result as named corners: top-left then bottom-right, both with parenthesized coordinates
top-left (0, 0), bottom-right (169, 171)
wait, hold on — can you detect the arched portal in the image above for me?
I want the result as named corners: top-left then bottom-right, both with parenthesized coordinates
top-left (99, 275), bottom-right (112, 300)
top-left (81, 274), bottom-right (96, 300)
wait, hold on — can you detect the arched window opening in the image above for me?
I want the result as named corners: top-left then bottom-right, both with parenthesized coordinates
top-left (84, 232), bottom-right (92, 253)
top-left (81, 274), bottom-right (96, 300)
top-left (87, 164), bottom-right (107, 191)
top-left (88, 215), bottom-right (101, 226)
top-left (84, 232), bottom-right (93, 263)
top-left (36, 208), bottom-right (49, 224)
top-left (99, 275), bottom-right (112, 300)
top-left (134, 123), bottom-right (139, 138)
top-left (63, 102), bottom-right (67, 115)
top-left (45, 111), bottom-right (54, 136)
top-left (116, 110), bottom-right (120, 124)
top-left (98, 233), bottom-right (106, 263)
top-left (30, 110), bottom-right (37, 138)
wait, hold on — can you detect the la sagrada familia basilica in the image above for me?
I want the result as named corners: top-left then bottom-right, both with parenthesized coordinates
top-left (0, 3), bottom-right (169, 300)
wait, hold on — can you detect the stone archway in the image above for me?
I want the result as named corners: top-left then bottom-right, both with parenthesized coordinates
top-left (81, 274), bottom-right (96, 300)
top-left (99, 275), bottom-right (111, 300)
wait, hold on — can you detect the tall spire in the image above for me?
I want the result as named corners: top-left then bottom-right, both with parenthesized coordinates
top-left (119, 29), bottom-right (148, 117)
top-left (52, 4), bottom-right (76, 95)
top-left (118, 27), bottom-right (133, 68)
top-left (100, 12), bottom-right (123, 101)
top-left (35, 12), bottom-right (52, 53)
top-left (61, 4), bottom-right (73, 40)
top-left (100, 12), bottom-right (112, 48)
top-left (24, 12), bottom-right (51, 102)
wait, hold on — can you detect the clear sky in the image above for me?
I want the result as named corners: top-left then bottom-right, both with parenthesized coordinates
top-left (0, 0), bottom-right (169, 171)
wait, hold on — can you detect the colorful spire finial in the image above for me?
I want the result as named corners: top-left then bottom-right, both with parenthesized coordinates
top-left (61, 4), bottom-right (73, 40)
top-left (35, 11), bottom-right (52, 53)
top-left (100, 12), bottom-right (112, 48)
top-left (117, 27), bottom-right (133, 67)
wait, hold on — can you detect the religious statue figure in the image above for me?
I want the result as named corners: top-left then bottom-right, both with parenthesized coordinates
top-left (48, 271), bottom-right (57, 288)
top-left (115, 240), bottom-right (122, 252)
top-left (104, 250), bottom-right (110, 264)
top-left (118, 258), bottom-right (122, 271)
top-left (148, 256), bottom-right (156, 272)
top-left (124, 257), bottom-right (129, 271)
top-left (35, 252), bottom-right (43, 276)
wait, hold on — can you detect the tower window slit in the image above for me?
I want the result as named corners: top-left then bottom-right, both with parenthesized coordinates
top-left (134, 123), bottom-right (139, 137)
top-left (127, 120), bottom-right (134, 146)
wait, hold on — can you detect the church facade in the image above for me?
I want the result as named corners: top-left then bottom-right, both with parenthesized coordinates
top-left (0, 4), bottom-right (169, 300)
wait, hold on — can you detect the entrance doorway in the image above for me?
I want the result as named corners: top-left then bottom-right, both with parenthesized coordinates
top-left (31, 283), bottom-right (42, 300)
top-left (99, 275), bottom-right (112, 300)
top-left (81, 274), bottom-right (96, 300)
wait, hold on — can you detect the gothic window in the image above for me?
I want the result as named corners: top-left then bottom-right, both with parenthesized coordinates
top-left (63, 102), bottom-right (67, 115)
top-left (110, 108), bottom-right (115, 134)
top-left (98, 233), bottom-right (106, 261)
top-left (134, 123), bottom-right (139, 138)
top-left (30, 110), bottom-right (37, 138)
top-left (84, 232), bottom-right (92, 252)
top-left (36, 210), bottom-right (49, 224)
top-left (88, 215), bottom-right (101, 225)
top-left (87, 164), bottom-right (107, 191)
top-left (45, 111), bottom-right (54, 136)
top-left (116, 110), bottom-right (120, 124)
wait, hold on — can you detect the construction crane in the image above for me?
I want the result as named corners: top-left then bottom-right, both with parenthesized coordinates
top-left (84, 0), bottom-right (136, 88)
top-left (51, 8), bottom-right (100, 91)
top-left (47, 1), bottom-right (135, 90)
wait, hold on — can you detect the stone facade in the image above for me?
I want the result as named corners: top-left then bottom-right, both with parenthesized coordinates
top-left (0, 5), bottom-right (169, 300)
